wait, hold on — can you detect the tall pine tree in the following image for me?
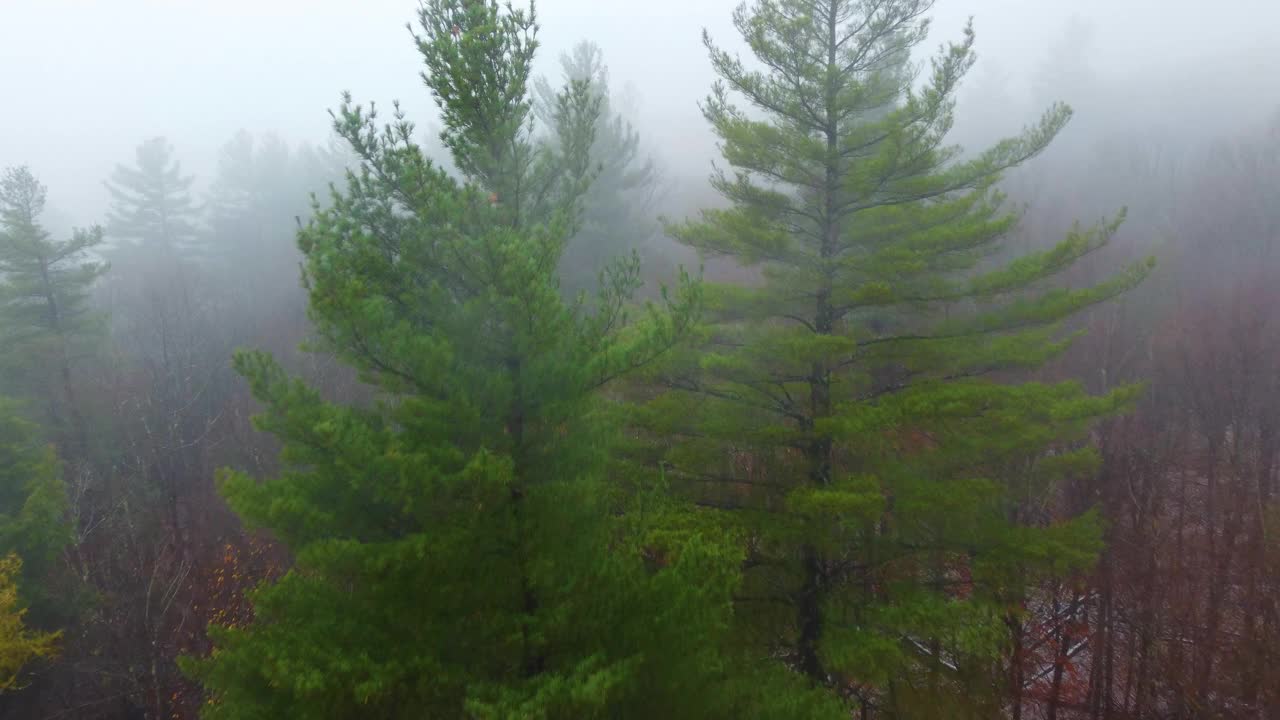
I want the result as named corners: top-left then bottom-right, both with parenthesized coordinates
top-left (0, 166), bottom-right (106, 453)
top-left (636, 0), bottom-right (1151, 715)
top-left (186, 2), bottom-right (757, 717)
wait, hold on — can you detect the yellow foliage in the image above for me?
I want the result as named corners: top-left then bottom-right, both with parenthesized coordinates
top-left (0, 554), bottom-right (59, 693)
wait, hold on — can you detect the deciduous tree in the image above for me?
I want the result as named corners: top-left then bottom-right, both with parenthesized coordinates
top-left (0, 554), bottom-right (60, 694)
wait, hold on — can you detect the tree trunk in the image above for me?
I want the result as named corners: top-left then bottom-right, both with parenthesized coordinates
top-left (1008, 612), bottom-right (1024, 720)
top-left (796, 543), bottom-right (826, 684)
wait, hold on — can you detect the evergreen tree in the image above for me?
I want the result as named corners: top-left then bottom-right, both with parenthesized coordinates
top-left (532, 41), bottom-right (662, 295)
top-left (0, 400), bottom-right (70, 626)
top-left (637, 0), bottom-right (1151, 715)
top-left (0, 167), bottom-right (106, 451)
top-left (187, 2), bottom-right (752, 717)
top-left (104, 136), bottom-right (201, 253)
top-left (207, 131), bottom-right (283, 251)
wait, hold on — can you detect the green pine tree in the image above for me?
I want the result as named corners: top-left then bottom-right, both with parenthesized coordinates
top-left (0, 166), bottom-right (107, 453)
top-left (0, 399), bottom-right (71, 628)
top-left (105, 136), bottom-right (201, 253)
top-left (635, 0), bottom-right (1151, 715)
top-left (185, 2), bottom-right (756, 717)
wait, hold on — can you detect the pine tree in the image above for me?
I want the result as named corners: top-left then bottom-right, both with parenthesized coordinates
top-left (104, 136), bottom-right (201, 253)
top-left (532, 41), bottom-right (662, 296)
top-left (0, 167), bottom-right (106, 452)
top-left (185, 2), bottom-right (753, 717)
top-left (0, 399), bottom-right (70, 626)
top-left (636, 0), bottom-right (1151, 715)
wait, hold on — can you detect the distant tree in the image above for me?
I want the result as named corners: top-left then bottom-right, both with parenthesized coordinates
top-left (208, 132), bottom-right (308, 247)
top-left (46, 130), bottom-right (355, 720)
top-left (533, 40), bottom-right (662, 295)
top-left (104, 137), bottom-right (201, 253)
top-left (1046, 115), bottom-right (1280, 720)
top-left (186, 2), bottom-right (757, 718)
top-left (0, 554), bottom-right (60, 694)
top-left (294, 132), bottom-right (360, 189)
top-left (0, 166), bottom-right (106, 451)
top-left (638, 0), bottom-right (1150, 715)
top-left (207, 132), bottom-right (302, 298)
top-left (206, 130), bottom-right (352, 306)
top-left (207, 131), bottom-right (276, 240)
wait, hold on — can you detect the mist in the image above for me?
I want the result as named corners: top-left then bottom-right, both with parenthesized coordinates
top-left (7, 0), bottom-right (1277, 221)
top-left (2, 0), bottom-right (1279, 717)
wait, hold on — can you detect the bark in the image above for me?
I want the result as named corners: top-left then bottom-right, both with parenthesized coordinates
top-left (796, 543), bottom-right (827, 683)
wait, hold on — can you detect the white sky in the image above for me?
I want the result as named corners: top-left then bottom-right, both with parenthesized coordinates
top-left (2, 0), bottom-right (1277, 223)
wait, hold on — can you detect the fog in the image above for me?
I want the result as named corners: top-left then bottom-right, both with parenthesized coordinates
top-left (6, 0), bottom-right (1277, 223)
top-left (3, 1), bottom-right (1280, 717)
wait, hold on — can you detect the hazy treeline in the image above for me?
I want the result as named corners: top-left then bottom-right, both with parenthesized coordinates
top-left (0, 0), bottom-right (1276, 718)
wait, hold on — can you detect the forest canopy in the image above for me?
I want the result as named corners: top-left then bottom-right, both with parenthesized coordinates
top-left (0, 0), bottom-right (1276, 718)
